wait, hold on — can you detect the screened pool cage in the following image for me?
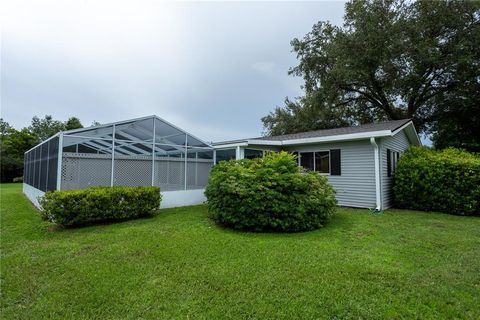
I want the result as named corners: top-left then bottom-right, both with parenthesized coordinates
top-left (23, 116), bottom-right (215, 193)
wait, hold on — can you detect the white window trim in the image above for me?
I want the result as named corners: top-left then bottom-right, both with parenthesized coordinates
top-left (390, 150), bottom-right (401, 173)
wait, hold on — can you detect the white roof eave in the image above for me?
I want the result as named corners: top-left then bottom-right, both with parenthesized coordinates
top-left (213, 130), bottom-right (394, 149)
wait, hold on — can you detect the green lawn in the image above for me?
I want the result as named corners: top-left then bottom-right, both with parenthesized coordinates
top-left (1, 183), bottom-right (479, 319)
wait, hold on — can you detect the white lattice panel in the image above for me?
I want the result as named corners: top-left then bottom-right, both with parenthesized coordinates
top-left (61, 156), bottom-right (111, 190)
top-left (167, 161), bottom-right (184, 187)
top-left (154, 160), bottom-right (169, 184)
top-left (187, 162), bottom-right (196, 187)
top-left (114, 159), bottom-right (152, 186)
top-left (61, 154), bottom-right (212, 191)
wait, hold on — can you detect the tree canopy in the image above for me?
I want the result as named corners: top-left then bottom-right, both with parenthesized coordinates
top-left (28, 115), bottom-right (83, 142)
top-left (0, 120), bottom-right (37, 182)
top-left (262, 0), bottom-right (479, 150)
top-left (1, 115), bottom-right (85, 182)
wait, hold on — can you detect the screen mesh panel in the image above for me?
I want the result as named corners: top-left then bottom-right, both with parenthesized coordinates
top-left (47, 137), bottom-right (59, 191)
top-left (23, 137), bottom-right (60, 191)
top-left (34, 147), bottom-right (40, 189)
top-left (39, 143), bottom-right (48, 191)
top-left (28, 150), bottom-right (34, 185)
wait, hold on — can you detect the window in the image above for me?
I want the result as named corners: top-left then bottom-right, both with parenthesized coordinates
top-left (387, 149), bottom-right (401, 177)
top-left (244, 149), bottom-right (264, 160)
top-left (300, 152), bottom-right (314, 171)
top-left (315, 151), bottom-right (330, 173)
top-left (299, 151), bottom-right (330, 174)
top-left (216, 149), bottom-right (236, 163)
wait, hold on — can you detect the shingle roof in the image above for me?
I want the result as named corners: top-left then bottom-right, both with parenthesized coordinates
top-left (252, 119), bottom-right (412, 142)
top-left (212, 119), bottom-right (413, 145)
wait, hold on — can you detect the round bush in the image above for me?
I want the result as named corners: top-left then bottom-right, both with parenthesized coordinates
top-left (394, 147), bottom-right (480, 215)
top-left (205, 151), bottom-right (337, 232)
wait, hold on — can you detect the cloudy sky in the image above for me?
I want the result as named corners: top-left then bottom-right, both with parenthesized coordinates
top-left (2, 0), bottom-right (346, 142)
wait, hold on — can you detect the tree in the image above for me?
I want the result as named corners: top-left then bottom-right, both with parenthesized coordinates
top-left (262, 0), bottom-right (480, 146)
top-left (262, 96), bottom-right (353, 136)
top-left (1, 115), bottom-right (86, 182)
top-left (430, 78), bottom-right (480, 151)
top-left (64, 117), bottom-right (83, 130)
top-left (28, 115), bottom-right (65, 142)
top-left (0, 118), bottom-right (13, 136)
top-left (0, 124), bottom-right (37, 182)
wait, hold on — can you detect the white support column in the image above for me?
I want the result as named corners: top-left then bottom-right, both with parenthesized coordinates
top-left (184, 134), bottom-right (188, 190)
top-left (213, 149), bottom-right (216, 164)
top-left (56, 133), bottom-right (63, 190)
top-left (370, 137), bottom-right (382, 210)
top-left (151, 119), bottom-right (156, 186)
top-left (110, 124), bottom-right (116, 187)
top-left (236, 146), bottom-right (241, 160)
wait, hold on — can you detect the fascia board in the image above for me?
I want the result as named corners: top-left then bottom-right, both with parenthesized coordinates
top-left (246, 140), bottom-right (282, 146)
top-left (280, 130), bottom-right (392, 146)
top-left (391, 121), bottom-right (421, 145)
top-left (213, 142), bottom-right (249, 149)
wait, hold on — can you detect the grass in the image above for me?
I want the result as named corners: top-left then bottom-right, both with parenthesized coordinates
top-left (1, 183), bottom-right (479, 319)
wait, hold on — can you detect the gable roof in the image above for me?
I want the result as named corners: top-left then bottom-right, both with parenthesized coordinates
top-left (214, 119), bottom-right (421, 147)
top-left (252, 119), bottom-right (411, 141)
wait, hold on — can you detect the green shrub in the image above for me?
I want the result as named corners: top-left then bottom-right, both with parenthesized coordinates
top-left (394, 147), bottom-right (480, 215)
top-left (39, 186), bottom-right (161, 227)
top-left (205, 151), bottom-right (337, 232)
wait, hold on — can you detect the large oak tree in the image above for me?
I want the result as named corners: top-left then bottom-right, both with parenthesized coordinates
top-left (262, 0), bottom-right (479, 150)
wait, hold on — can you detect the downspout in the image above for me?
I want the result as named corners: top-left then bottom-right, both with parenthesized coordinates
top-left (370, 137), bottom-right (382, 211)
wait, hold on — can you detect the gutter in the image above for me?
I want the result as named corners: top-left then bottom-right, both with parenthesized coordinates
top-left (370, 137), bottom-right (382, 211)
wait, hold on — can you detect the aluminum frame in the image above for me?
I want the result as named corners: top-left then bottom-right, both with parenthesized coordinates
top-left (23, 115), bottom-right (215, 192)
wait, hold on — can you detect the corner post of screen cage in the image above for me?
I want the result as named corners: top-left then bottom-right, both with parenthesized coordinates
top-left (184, 133), bottom-right (188, 190)
top-left (56, 133), bottom-right (64, 190)
top-left (151, 118), bottom-right (155, 186)
top-left (110, 124), bottom-right (116, 187)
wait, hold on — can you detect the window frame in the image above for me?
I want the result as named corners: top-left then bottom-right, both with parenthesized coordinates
top-left (244, 148), bottom-right (265, 160)
top-left (388, 149), bottom-right (401, 177)
top-left (297, 150), bottom-right (331, 175)
top-left (215, 148), bottom-right (237, 164)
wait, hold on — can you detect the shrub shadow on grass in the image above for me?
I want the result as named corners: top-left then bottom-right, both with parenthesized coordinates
top-left (46, 213), bottom-right (160, 232)
top-left (205, 208), bottom-right (349, 238)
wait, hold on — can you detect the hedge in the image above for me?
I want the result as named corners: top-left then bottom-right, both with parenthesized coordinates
top-left (394, 147), bottom-right (480, 215)
top-left (39, 186), bottom-right (161, 227)
top-left (205, 151), bottom-right (337, 232)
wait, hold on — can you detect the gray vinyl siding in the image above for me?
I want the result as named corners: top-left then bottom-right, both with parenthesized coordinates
top-left (380, 131), bottom-right (410, 209)
top-left (283, 139), bottom-right (376, 209)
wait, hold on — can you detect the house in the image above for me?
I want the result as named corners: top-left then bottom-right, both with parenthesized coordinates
top-left (213, 119), bottom-right (421, 210)
top-left (23, 116), bottom-right (420, 210)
